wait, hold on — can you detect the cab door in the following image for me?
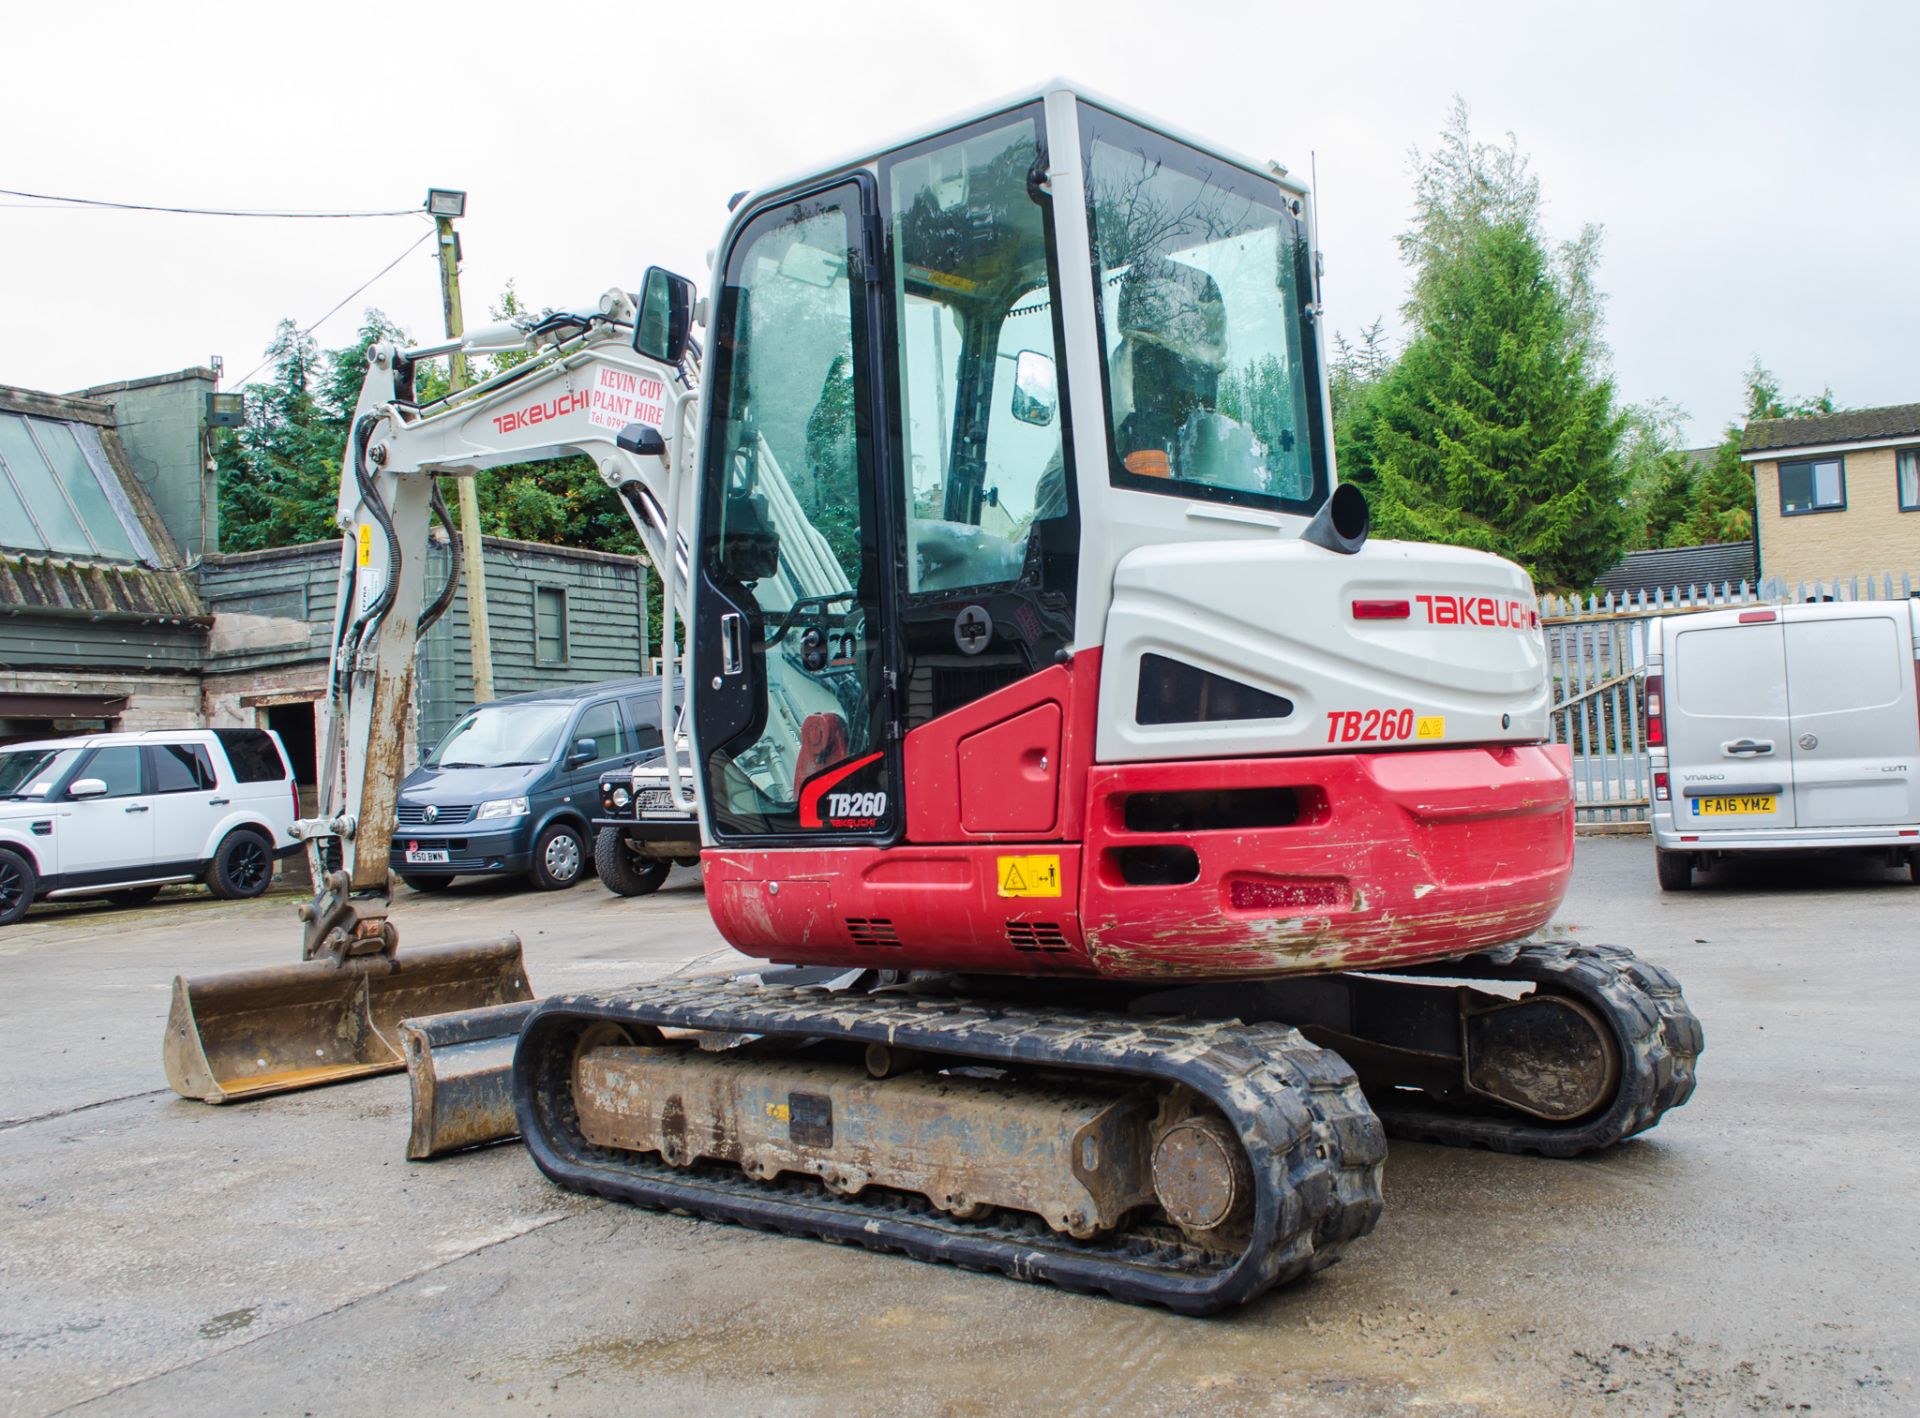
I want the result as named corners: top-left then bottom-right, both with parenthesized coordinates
top-left (1782, 605), bottom-right (1920, 827)
top-left (1666, 613), bottom-right (1796, 830)
top-left (692, 177), bottom-right (898, 845)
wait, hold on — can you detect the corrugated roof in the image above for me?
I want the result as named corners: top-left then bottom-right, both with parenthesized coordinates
top-left (1740, 403), bottom-right (1920, 454)
top-left (1596, 542), bottom-right (1757, 597)
top-left (0, 552), bottom-right (205, 621)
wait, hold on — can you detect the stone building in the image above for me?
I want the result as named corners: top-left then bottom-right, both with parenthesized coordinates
top-left (1, 370), bottom-right (652, 779)
top-left (1741, 404), bottom-right (1920, 587)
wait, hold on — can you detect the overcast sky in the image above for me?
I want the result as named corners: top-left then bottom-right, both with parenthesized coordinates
top-left (5, 1), bottom-right (1915, 446)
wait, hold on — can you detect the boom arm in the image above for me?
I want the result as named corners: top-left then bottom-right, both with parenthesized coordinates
top-left (297, 288), bottom-right (698, 959)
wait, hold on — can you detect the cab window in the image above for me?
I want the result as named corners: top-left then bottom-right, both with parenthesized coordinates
top-left (888, 111), bottom-right (1074, 596)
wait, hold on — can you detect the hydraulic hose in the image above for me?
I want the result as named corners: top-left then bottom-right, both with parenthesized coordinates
top-left (417, 478), bottom-right (460, 641)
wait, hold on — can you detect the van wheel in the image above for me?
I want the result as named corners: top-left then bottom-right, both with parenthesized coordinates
top-left (1906, 847), bottom-right (1920, 885)
top-left (529, 823), bottom-right (588, 891)
top-left (595, 829), bottom-right (670, 897)
top-left (107, 886), bottom-right (163, 907)
top-left (208, 830), bottom-right (274, 900)
top-left (1655, 848), bottom-right (1694, 892)
top-left (0, 849), bottom-right (34, 926)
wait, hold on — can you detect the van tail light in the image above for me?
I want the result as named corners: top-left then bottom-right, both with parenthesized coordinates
top-left (290, 776), bottom-right (301, 827)
top-left (1644, 674), bottom-right (1665, 748)
top-left (1654, 771), bottom-right (1670, 802)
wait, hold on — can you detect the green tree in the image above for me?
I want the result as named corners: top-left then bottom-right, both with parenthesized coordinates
top-left (1337, 103), bottom-right (1628, 590)
top-left (1344, 219), bottom-right (1628, 590)
top-left (1618, 398), bottom-right (1697, 549)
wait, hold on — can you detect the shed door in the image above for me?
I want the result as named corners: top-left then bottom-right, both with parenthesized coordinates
top-left (1783, 610), bottom-right (1920, 828)
top-left (1667, 619), bottom-right (1796, 830)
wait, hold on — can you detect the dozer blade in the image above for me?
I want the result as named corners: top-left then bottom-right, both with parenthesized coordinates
top-left (163, 936), bottom-right (531, 1104)
top-left (401, 1000), bottom-right (538, 1159)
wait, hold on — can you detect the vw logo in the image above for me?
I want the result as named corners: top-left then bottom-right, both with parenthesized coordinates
top-left (424, 804), bottom-right (439, 823)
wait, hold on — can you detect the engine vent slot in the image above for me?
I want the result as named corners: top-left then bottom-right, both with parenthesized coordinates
top-left (1108, 845), bottom-right (1201, 887)
top-left (1006, 920), bottom-right (1070, 953)
top-left (845, 917), bottom-right (900, 947)
top-left (1122, 788), bottom-right (1310, 834)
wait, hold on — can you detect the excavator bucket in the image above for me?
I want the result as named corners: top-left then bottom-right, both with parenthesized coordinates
top-left (163, 936), bottom-right (531, 1104)
top-left (401, 1000), bottom-right (538, 1159)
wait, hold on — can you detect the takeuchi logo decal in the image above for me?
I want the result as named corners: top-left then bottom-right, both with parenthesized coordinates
top-left (799, 752), bottom-right (886, 829)
top-left (1415, 593), bottom-right (1538, 629)
top-left (493, 388), bottom-right (589, 435)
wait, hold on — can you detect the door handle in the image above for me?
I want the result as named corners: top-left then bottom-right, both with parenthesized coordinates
top-left (208, 797), bottom-right (230, 806)
top-left (124, 804), bottom-right (150, 813)
top-left (720, 613), bottom-right (745, 675)
top-left (1722, 739), bottom-right (1774, 756)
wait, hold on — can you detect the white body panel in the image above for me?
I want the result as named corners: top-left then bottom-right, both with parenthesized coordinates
top-left (1650, 600), bottom-right (1920, 853)
top-left (1098, 537), bottom-right (1547, 762)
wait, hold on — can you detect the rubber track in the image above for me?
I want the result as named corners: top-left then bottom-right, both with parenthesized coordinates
top-left (1371, 941), bottom-right (1703, 1158)
top-left (514, 978), bottom-right (1385, 1314)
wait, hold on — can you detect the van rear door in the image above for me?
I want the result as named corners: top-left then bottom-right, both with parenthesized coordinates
top-left (1666, 613), bottom-right (1796, 830)
top-left (1782, 604), bottom-right (1920, 828)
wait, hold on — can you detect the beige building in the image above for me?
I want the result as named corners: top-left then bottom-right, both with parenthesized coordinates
top-left (1741, 404), bottom-right (1920, 587)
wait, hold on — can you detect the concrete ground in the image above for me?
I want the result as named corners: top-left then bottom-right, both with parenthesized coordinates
top-left (2, 841), bottom-right (1915, 1417)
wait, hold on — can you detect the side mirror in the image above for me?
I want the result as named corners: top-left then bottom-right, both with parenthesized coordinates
top-left (569, 737), bottom-right (597, 767)
top-left (635, 266), bottom-right (696, 365)
top-left (1011, 350), bottom-right (1057, 426)
top-left (68, 778), bottom-right (108, 799)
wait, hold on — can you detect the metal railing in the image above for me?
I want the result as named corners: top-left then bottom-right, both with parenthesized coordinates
top-left (1540, 570), bottom-right (1916, 825)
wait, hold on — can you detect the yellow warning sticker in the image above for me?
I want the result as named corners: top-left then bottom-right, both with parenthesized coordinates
top-left (1416, 715), bottom-right (1446, 739)
top-left (764, 1102), bottom-right (790, 1122)
top-left (998, 854), bottom-right (1062, 898)
top-left (356, 524), bottom-right (373, 567)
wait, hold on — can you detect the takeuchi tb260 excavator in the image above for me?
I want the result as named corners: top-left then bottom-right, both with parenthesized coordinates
top-left (176, 81), bottom-right (1700, 1314)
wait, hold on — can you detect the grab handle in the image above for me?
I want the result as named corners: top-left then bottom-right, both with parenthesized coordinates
top-left (1722, 739), bottom-right (1774, 756)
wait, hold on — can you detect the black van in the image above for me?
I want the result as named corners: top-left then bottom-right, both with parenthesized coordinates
top-left (390, 678), bottom-right (669, 892)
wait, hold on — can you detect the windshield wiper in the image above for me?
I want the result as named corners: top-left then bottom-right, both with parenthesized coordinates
top-left (437, 761), bottom-right (485, 769)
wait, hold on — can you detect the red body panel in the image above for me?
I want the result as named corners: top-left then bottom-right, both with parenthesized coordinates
top-left (704, 655), bottom-right (1573, 982)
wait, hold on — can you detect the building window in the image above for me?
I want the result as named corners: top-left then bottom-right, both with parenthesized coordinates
top-left (0, 413), bottom-right (155, 562)
top-left (1778, 457), bottom-right (1845, 516)
top-left (1899, 449), bottom-right (1920, 512)
top-left (534, 586), bottom-right (569, 665)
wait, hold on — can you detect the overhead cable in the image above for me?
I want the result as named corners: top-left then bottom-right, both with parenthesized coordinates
top-left (227, 229), bottom-right (437, 389)
top-left (0, 186), bottom-right (425, 219)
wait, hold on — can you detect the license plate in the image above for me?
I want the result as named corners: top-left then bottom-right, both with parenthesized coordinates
top-left (636, 789), bottom-right (673, 812)
top-left (1693, 795), bottom-right (1776, 816)
top-left (405, 848), bottom-right (450, 864)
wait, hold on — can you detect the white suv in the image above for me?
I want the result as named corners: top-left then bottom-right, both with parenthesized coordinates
top-left (0, 728), bottom-right (300, 925)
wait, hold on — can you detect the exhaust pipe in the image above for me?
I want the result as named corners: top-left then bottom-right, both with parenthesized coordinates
top-left (1301, 483), bottom-right (1370, 555)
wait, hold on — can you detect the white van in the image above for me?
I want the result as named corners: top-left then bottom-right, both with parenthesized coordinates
top-left (1647, 599), bottom-right (1920, 889)
top-left (0, 728), bottom-right (300, 924)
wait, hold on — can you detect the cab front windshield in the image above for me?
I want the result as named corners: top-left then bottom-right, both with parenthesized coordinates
top-left (1082, 108), bottom-right (1325, 512)
top-left (427, 703), bottom-right (573, 769)
top-left (0, 747), bottom-right (79, 799)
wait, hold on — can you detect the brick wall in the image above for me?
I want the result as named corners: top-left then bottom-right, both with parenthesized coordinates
top-left (1753, 445), bottom-right (1920, 585)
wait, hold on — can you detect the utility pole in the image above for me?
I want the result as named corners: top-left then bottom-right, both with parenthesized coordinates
top-left (426, 187), bottom-right (495, 704)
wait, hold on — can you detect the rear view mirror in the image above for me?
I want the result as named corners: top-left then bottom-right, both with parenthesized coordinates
top-left (635, 266), bottom-right (696, 365)
top-left (1011, 350), bottom-right (1057, 426)
top-left (67, 777), bottom-right (107, 799)
top-left (569, 738), bottom-right (597, 767)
